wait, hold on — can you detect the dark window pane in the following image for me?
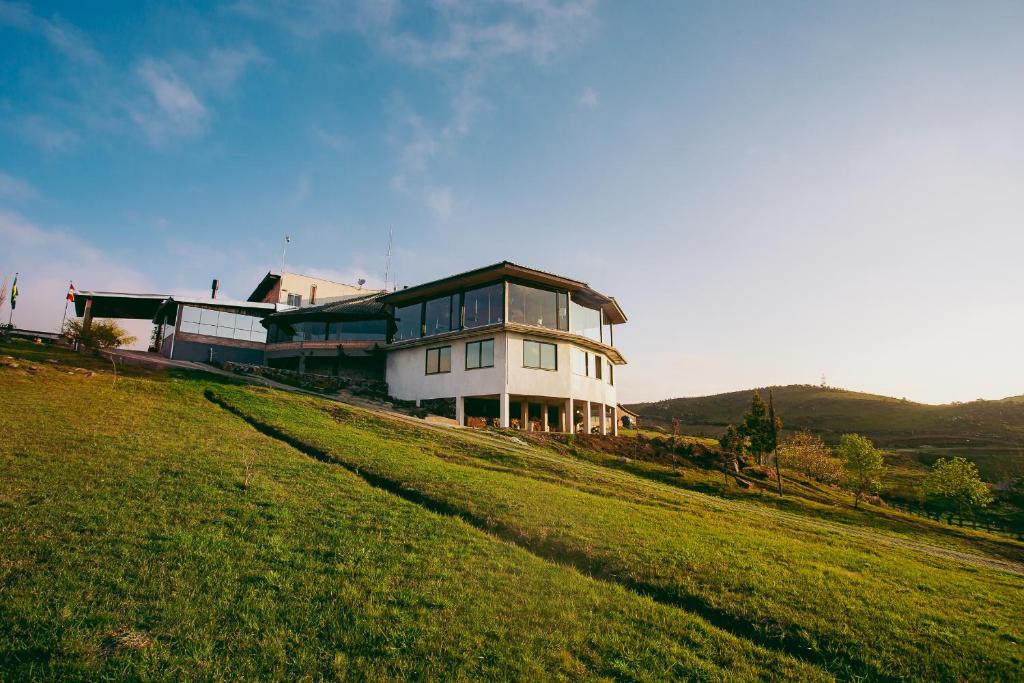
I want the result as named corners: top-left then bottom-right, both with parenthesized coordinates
top-left (335, 319), bottom-right (387, 341)
top-left (304, 321), bottom-right (326, 341)
top-left (424, 296), bottom-right (453, 336)
top-left (464, 283), bottom-right (503, 328)
top-left (395, 303), bottom-right (422, 341)
top-left (439, 346), bottom-right (451, 372)
top-left (466, 341), bottom-right (480, 369)
top-left (557, 292), bottom-right (568, 331)
top-left (426, 348), bottom-right (438, 374)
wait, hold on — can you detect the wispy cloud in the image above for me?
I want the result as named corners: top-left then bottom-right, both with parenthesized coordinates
top-left (313, 127), bottom-right (349, 152)
top-left (0, 0), bottom-right (102, 65)
top-left (578, 85), bottom-right (598, 108)
top-left (8, 114), bottom-right (81, 152)
top-left (0, 171), bottom-right (38, 200)
top-left (132, 58), bottom-right (208, 142)
top-left (425, 186), bottom-right (455, 220)
top-left (288, 171), bottom-right (312, 205)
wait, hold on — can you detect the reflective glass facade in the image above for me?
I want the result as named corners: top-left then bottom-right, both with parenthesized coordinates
top-left (569, 297), bottom-right (601, 341)
top-left (179, 306), bottom-right (267, 343)
top-left (508, 283), bottom-right (568, 331)
top-left (394, 303), bottom-right (422, 341)
top-left (463, 283), bottom-right (503, 328)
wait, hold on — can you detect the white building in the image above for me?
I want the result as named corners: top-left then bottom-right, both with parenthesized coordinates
top-left (381, 262), bottom-right (626, 434)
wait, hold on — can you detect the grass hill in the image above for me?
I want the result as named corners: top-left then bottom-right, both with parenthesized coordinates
top-left (628, 384), bottom-right (1024, 449)
top-left (2, 341), bottom-right (1024, 680)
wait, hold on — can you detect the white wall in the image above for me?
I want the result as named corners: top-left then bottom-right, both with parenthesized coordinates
top-left (385, 329), bottom-right (617, 408)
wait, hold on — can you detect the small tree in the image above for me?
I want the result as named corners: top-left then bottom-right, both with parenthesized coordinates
top-left (836, 433), bottom-right (884, 509)
top-left (739, 391), bottom-right (775, 465)
top-left (921, 457), bottom-right (993, 520)
top-left (718, 424), bottom-right (745, 484)
top-left (779, 430), bottom-right (842, 484)
top-left (64, 319), bottom-right (136, 350)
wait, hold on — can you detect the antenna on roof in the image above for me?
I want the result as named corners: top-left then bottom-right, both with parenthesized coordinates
top-left (383, 226), bottom-right (393, 291)
top-left (281, 234), bottom-right (291, 273)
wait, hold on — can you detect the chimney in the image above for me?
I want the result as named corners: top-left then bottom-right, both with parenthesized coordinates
top-left (211, 278), bottom-right (219, 299)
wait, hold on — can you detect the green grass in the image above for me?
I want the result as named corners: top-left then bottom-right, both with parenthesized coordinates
top-left (0, 342), bottom-right (821, 681)
top-left (3, 341), bottom-right (1024, 680)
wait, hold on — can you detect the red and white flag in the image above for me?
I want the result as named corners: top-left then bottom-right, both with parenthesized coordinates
top-left (67, 282), bottom-right (75, 302)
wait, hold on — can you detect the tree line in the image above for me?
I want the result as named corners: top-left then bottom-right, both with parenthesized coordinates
top-left (717, 390), bottom-right (994, 516)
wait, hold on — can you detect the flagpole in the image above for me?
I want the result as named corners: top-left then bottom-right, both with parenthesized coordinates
top-left (60, 281), bottom-right (72, 334)
top-left (7, 271), bottom-right (15, 328)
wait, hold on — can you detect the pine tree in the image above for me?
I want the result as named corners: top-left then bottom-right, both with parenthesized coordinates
top-left (768, 390), bottom-right (783, 495)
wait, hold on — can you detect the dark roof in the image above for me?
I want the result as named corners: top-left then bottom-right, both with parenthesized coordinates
top-left (153, 297), bottom-right (289, 324)
top-left (380, 261), bottom-right (627, 324)
top-left (247, 272), bottom-right (280, 302)
top-left (73, 291), bottom-right (170, 319)
top-left (262, 292), bottom-right (389, 324)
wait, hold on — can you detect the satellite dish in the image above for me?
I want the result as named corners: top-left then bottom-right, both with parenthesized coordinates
top-left (357, 278), bottom-right (366, 287)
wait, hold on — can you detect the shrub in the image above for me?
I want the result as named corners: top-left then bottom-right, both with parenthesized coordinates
top-left (779, 430), bottom-right (842, 484)
top-left (63, 319), bottom-right (137, 350)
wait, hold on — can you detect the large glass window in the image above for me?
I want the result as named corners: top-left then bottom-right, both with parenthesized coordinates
top-left (394, 303), bottom-right (422, 341)
top-left (523, 340), bottom-right (557, 370)
top-left (328, 319), bottom-right (388, 341)
top-left (508, 283), bottom-right (568, 331)
top-left (303, 321), bottom-right (327, 341)
top-left (571, 348), bottom-right (588, 376)
top-left (463, 283), bottom-right (503, 328)
top-left (425, 346), bottom-right (451, 374)
top-left (180, 306), bottom-right (268, 342)
top-left (603, 321), bottom-right (614, 346)
top-left (570, 297), bottom-right (601, 342)
top-left (466, 339), bottom-right (495, 369)
top-left (424, 295), bottom-right (454, 336)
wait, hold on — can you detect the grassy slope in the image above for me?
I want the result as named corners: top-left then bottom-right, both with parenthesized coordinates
top-left (2, 342), bottom-right (1023, 680)
top-left (209, 384), bottom-right (1024, 681)
top-left (628, 384), bottom-right (1024, 450)
top-left (0, 342), bottom-right (821, 681)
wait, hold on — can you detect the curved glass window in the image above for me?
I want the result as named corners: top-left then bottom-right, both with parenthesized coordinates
top-left (463, 283), bottom-right (503, 328)
top-left (394, 303), bottom-right (422, 341)
top-left (329, 319), bottom-right (388, 341)
top-left (303, 321), bottom-right (327, 341)
top-left (569, 297), bottom-right (601, 342)
top-left (508, 284), bottom-right (568, 331)
top-left (424, 295), bottom-right (454, 336)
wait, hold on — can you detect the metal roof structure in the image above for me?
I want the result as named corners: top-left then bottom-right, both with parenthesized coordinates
top-left (261, 292), bottom-right (389, 324)
top-left (73, 291), bottom-right (171, 319)
top-left (153, 297), bottom-right (293, 324)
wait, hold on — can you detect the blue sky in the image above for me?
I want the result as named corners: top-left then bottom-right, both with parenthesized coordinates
top-left (1, 1), bottom-right (1022, 404)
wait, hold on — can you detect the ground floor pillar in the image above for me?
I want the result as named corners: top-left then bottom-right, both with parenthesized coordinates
top-left (612, 405), bottom-right (619, 436)
top-left (599, 403), bottom-right (607, 435)
top-left (499, 392), bottom-right (510, 428)
top-left (455, 396), bottom-right (465, 426)
top-left (584, 400), bottom-right (592, 434)
top-left (566, 397), bottom-right (574, 433)
top-left (541, 401), bottom-right (549, 432)
top-left (520, 400), bottom-right (529, 431)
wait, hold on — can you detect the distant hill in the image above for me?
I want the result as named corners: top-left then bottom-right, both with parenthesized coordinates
top-left (628, 385), bottom-right (1024, 449)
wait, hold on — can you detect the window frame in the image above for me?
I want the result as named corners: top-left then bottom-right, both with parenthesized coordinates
top-left (425, 345), bottom-right (452, 375)
top-left (465, 338), bottom-right (495, 370)
top-left (523, 339), bottom-right (557, 371)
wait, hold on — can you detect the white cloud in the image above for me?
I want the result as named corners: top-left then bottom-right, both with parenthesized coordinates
top-left (425, 187), bottom-right (455, 220)
top-left (132, 59), bottom-right (208, 142)
top-left (288, 171), bottom-right (312, 205)
top-left (0, 172), bottom-right (38, 200)
top-left (0, 209), bottom-right (154, 346)
top-left (578, 85), bottom-right (598, 108)
top-left (9, 114), bottom-right (81, 152)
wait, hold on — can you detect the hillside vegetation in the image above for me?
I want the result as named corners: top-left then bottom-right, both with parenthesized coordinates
top-left (629, 385), bottom-right (1024, 449)
top-left (2, 342), bottom-right (1023, 681)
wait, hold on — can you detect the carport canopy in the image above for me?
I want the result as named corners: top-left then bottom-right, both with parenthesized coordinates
top-left (73, 291), bottom-right (170, 320)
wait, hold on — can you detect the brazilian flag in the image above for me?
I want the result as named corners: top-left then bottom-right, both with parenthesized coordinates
top-left (9, 275), bottom-right (17, 310)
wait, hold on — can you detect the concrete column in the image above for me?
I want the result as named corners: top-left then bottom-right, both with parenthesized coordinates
top-left (566, 397), bottom-right (574, 433)
top-left (584, 400), bottom-right (592, 435)
top-left (82, 296), bottom-right (94, 332)
top-left (499, 392), bottom-right (510, 428)
top-left (612, 405), bottom-right (619, 436)
top-left (298, 354), bottom-right (306, 373)
top-left (599, 403), bottom-right (607, 435)
top-left (520, 399), bottom-right (529, 431)
top-left (541, 402), bottom-right (549, 432)
top-left (455, 396), bottom-right (465, 426)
